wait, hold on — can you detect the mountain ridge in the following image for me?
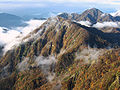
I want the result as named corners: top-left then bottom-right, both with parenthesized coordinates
top-left (0, 8), bottom-right (120, 90)
top-left (58, 8), bottom-right (120, 24)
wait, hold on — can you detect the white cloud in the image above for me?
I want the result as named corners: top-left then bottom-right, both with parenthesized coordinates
top-left (1, 0), bottom-right (120, 5)
top-left (34, 55), bottom-right (57, 82)
top-left (0, 2), bottom-right (46, 8)
top-left (17, 55), bottom-right (57, 82)
top-left (93, 22), bottom-right (120, 28)
top-left (0, 19), bottom-right (46, 53)
top-left (17, 57), bottom-right (29, 71)
top-left (76, 47), bottom-right (104, 63)
top-left (24, 0), bottom-right (120, 5)
top-left (0, 0), bottom-right (120, 10)
top-left (77, 21), bottom-right (91, 27)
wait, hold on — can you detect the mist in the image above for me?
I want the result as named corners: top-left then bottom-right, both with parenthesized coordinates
top-left (35, 56), bottom-right (56, 82)
top-left (17, 55), bottom-right (57, 82)
top-left (17, 58), bottom-right (29, 71)
top-left (76, 47), bottom-right (104, 64)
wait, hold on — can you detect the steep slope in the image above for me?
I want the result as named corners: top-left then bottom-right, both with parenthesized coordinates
top-left (0, 16), bottom-right (120, 90)
top-left (98, 13), bottom-right (115, 22)
top-left (78, 8), bottom-right (103, 24)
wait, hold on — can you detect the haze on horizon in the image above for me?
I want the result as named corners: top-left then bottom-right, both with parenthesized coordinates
top-left (0, 0), bottom-right (120, 17)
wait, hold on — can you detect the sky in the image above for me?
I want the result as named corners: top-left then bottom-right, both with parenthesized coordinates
top-left (0, 0), bottom-right (120, 17)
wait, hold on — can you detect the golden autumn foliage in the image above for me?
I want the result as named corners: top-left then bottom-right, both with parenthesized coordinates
top-left (0, 17), bottom-right (120, 90)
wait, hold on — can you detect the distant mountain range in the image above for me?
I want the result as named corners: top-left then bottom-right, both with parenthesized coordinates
top-left (58, 8), bottom-right (120, 33)
top-left (1, 8), bottom-right (120, 28)
top-left (0, 13), bottom-right (26, 28)
top-left (22, 11), bottom-right (57, 20)
top-left (58, 8), bottom-right (120, 24)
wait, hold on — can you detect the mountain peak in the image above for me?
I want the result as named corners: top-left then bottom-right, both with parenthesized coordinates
top-left (88, 8), bottom-right (101, 11)
top-left (84, 8), bottom-right (103, 15)
top-left (77, 8), bottom-right (103, 24)
top-left (58, 8), bottom-right (118, 24)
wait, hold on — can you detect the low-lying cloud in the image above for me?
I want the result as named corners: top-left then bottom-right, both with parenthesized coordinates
top-left (93, 22), bottom-right (120, 28)
top-left (17, 58), bottom-right (29, 71)
top-left (76, 21), bottom-right (120, 28)
top-left (0, 19), bottom-right (46, 54)
top-left (77, 21), bottom-right (92, 27)
top-left (76, 47), bottom-right (104, 63)
top-left (17, 55), bottom-right (57, 82)
top-left (35, 56), bottom-right (56, 82)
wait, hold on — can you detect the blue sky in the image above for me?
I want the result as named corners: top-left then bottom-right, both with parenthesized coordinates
top-left (0, 0), bottom-right (120, 17)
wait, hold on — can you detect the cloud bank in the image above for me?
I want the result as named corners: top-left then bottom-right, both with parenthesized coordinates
top-left (93, 22), bottom-right (120, 28)
top-left (0, 19), bottom-right (46, 53)
top-left (77, 21), bottom-right (91, 27)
